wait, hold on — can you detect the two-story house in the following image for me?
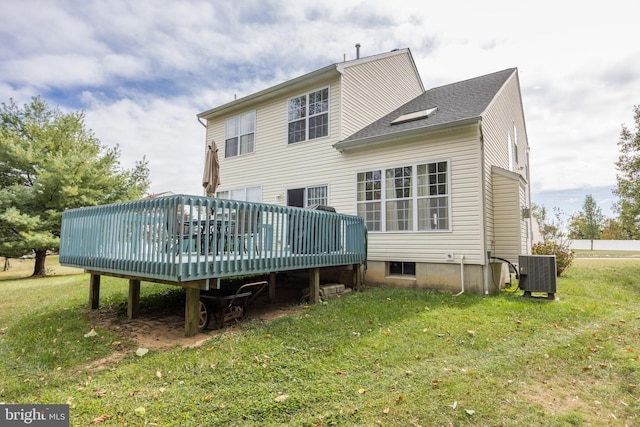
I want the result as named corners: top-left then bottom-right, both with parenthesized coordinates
top-left (197, 48), bottom-right (532, 295)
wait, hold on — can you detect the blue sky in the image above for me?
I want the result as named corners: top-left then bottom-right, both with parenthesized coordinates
top-left (1, 0), bottom-right (638, 218)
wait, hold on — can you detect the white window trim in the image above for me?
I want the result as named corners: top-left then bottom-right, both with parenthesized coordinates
top-left (216, 185), bottom-right (263, 203)
top-left (355, 159), bottom-right (452, 233)
top-left (286, 184), bottom-right (330, 207)
top-left (286, 87), bottom-right (330, 145)
top-left (224, 110), bottom-right (256, 158)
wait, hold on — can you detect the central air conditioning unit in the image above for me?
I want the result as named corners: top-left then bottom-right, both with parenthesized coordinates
top-left (518, 255), bottom-right (557, 300)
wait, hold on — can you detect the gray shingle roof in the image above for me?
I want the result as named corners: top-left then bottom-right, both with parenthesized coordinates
top-left (336, 68), bottom-right (516, 148)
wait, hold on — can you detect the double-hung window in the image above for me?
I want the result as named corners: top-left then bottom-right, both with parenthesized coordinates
top-left (225, 111), bottom-right (255, 158)
top-left (356, 170), bottom-right (382, 231)
top-left (287, 88), bottom-right (329, 144)
top-left (356, 161), bottom-right (450, 232)
top-left (417, 162), bottom-right (449, 231)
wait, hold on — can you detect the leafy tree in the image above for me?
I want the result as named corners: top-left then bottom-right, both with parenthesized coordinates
top-left (531, 204), bottom-right (574, 276)
top-left (568, 195), bottom-right (605, 250)
top-left (614, 105), bottom-right (640, 239)
top-left (600, 218), bottom-right (625, 240)
top-left (0, 96), bottom-right (150, 276)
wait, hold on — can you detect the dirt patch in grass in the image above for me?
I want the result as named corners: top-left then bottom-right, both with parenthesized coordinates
top-left (521, 378), bottom-right (627, 425)
top-left (83, 299), bottom-right (302, 371)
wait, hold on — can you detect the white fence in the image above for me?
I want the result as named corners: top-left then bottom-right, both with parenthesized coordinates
top-left (570, 240), bottom-right (640, 251)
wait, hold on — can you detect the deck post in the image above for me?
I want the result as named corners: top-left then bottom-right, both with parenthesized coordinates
top-left (309, 267), bottom-right (320, 303)
top-left (128, 279), bottom-right (141, 319)
top-left (269, 272), bottom-right (277, 302)
top-left (89, 274), bottom-right (101, 309)
top-left (185, 287), bottom-right (200, 337)
top-left (352, 264), bottom-right (361, 291)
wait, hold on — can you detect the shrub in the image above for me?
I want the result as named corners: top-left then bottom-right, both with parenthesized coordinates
top-left (531, 241), bottom-right (574, 276)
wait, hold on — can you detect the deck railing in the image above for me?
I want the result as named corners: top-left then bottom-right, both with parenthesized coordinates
top-left (59, 195), bottom-right (367, 285)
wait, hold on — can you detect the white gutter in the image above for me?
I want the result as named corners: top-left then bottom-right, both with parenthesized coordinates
top-left (333, 117), bottom-right (480, 153)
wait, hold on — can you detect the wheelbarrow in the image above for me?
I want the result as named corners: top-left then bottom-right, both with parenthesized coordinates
top-left (198, 281), bottom-right (268, 330)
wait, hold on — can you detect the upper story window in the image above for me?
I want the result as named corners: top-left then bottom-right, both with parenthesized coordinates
top-left (225, 111), bottom-right (255, 158)
top-left (287, 88), bottom-right (329, 144)
top-left (357, 160), bottom-right (450, 232)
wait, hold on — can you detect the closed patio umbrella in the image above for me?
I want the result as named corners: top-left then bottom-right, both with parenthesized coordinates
top-left (202, 141), bottom-right (220, 197)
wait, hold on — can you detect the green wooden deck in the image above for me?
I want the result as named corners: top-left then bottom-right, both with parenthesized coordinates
top-left (60, 195), bottom-right (367, 336)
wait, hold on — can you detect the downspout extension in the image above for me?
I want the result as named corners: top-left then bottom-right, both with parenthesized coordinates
top-left (197, 116), bottom-right (207, 128)
top-left (455, 255), bottom-right (465, 296)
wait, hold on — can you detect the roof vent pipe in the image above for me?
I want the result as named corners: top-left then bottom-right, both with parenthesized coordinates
top-left (355, 43), bottom-right (361, 59)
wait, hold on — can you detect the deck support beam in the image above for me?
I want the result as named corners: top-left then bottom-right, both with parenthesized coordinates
top-left (185, 287), bottom-right (200, 337)
top-left (309, 267), bottom-right (320, 303)
top-left (353, 264), bottom-right (362, 291)
top-left (269, 272), bottom-right (277, 302)
top-left (128, 279), bottom-right (141, 319)
top-left (89, 274), bottom-right (101, 309)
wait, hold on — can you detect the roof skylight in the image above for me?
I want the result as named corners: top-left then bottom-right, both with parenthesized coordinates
top-left (391, 106), bottom-right (438, 125)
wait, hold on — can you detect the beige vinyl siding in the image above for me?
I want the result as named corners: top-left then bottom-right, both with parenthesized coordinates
top-left (345, 126), bottom-right (485, 265)
top-left (207, 77), bottom-right (350, 205)
top-left (519, 182), bottom-right (531, 255)
top-left (340, 53), bottom-right (423, 138)
top-left (480, 70), bottom-right (530, 258)
top-left (204, 52), bottom-right (422, 209)
top-left (491, 167), bottom-right (522, 262)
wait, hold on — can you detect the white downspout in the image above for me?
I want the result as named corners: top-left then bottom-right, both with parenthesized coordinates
top-left (455, 255), bottom-right (465, 296)
top-left (478, 120), bottom-right (489, 295)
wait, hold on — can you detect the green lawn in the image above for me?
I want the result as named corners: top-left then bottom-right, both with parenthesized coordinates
top-left (0, 257), bottom-right (638, 426)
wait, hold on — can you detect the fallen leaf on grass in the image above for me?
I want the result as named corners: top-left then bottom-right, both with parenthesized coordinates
top-left (275, 394), bottom-right (289, 403)
top-left (156, 370), bottom-right (162, 379)
top-left (204, 395), bottom-right (212, 402)
top-left (396, 396), bottom-right (404, 403)
top-left (134, 407), bottom-right (145, 416)
top-left (90, 414), bottom-right (109, 424)
top-left (135, 348), bottom-right (149, 357)
top-left (465, 409), bottom-right (475, 415)
top-left (467, 330), bottom-right (476, 337)
top-left (451, 401), bottom-right (457, 409)
top-left (383, 407), bottom-right (390, 414)
top-left (358, 388), bottom-right (367, 394)
top-left (84, 329), bottom-right (98, 338)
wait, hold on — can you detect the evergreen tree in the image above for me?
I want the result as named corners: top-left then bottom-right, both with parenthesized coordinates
top-left (0, 97), bottom-right (149, 276)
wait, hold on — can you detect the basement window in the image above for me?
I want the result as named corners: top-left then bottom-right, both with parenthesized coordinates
top-left (389, 261), bottom-right (416, 277)
top-left (391, 107), bottom-right (438, 125)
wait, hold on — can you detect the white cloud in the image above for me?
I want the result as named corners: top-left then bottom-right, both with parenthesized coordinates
top-left (1, 0), bottom-right (639, 207)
